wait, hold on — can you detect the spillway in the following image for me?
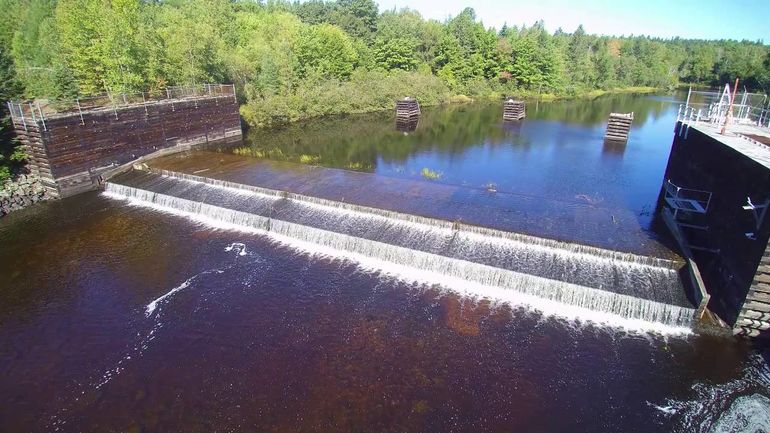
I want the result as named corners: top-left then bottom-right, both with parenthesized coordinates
top-left (104, 169), bottom-right (695, 329)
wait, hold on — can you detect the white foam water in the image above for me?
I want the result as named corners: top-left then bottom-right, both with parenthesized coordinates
top-left (103, 181), bottom-right (695, 334)
top-left (146, 269), bottom-right (226, 316)
top-left (225, 242), bottom-right (248, 256)
top-left (159, 169), bottom-right (680, 270)
top-left (145, 170), bottom-right (685, 304)
top-left (712, 395), bottom-right (770, 433)
top-left (651, 354), bottom-right (770, 432)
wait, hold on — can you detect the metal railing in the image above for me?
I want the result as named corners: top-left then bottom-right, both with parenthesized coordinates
top-left (664, 179), bottom-right (712, 216)
top-left (677, 85), bottom-right (770, 129)
top-left (6, 84), bottom-right (236, 131)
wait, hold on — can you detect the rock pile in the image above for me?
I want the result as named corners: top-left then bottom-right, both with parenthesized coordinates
top-left (0, 175), bottom-right (51, 217)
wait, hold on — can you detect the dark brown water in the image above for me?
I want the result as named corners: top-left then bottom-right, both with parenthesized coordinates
top-left (3, 95), bottom-right (770, 432)
top-left (1, 193), bottom-right (769, 432)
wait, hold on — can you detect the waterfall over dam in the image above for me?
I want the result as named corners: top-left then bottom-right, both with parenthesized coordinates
top-left (105, 169), bottom-right (695, 330)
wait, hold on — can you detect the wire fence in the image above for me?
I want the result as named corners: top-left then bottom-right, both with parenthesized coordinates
top-left (7, 84), bottom-right (236, 131)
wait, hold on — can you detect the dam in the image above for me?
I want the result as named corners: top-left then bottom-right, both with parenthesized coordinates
top-left (664, 87), bottom-right (770, 337)
top-left (7, 85), bottom-right (241, 198)
top-left (4, 94), bottom-right (770, 432)
top-left (105, 168), bottom-right (694, 330)
top-left (5, 91), bottom-right (706, 332)
top-left (13, 84), bottom-right (770, 334)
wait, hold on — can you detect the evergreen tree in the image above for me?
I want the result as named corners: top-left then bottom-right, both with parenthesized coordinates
top-left (0, 44), bottom-right (24, 181)
top-left (567, 25), bottom-right (597, 89)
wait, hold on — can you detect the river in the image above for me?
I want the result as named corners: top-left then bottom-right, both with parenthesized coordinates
top-left (1, 93), bottom-right (769, 432)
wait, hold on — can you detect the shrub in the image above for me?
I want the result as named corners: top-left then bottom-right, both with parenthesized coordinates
top-left (241, 70), bottom-right (450, 127)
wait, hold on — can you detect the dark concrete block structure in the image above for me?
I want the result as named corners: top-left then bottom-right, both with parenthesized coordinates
top-left (662, 120), bottom-right (770, 337)
top-left (8, 85), bottom-right (242, 198)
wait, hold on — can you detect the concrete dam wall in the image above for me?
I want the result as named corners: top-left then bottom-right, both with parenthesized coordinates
top-left (8, 85), bottom-right (242, 198)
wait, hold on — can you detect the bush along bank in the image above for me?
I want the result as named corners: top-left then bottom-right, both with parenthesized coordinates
top-left (0, 175), bottom-right (51, 217)
top-left (239, 69), bottom-right (665, 128)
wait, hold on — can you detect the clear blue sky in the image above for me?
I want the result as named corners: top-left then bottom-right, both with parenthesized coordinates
top-left (374, 0), bottom-right (770, 42)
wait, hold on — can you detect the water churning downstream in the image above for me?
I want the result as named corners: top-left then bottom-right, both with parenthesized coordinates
top-left (104, 169), bottom-right (694, 331)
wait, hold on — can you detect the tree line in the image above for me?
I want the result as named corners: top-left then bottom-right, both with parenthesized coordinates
top-left (1, 0), bottom-right (769, 180)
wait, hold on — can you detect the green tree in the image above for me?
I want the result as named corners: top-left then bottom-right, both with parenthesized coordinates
top-left (373, 37), bottom-right (418, 71)
top-left (508, 22), bottom-right (563, 91)
top-left (0, 44), bottom-right (24, 181)
top-left (684, 43), bottom-right (716, 83)
top-left (154, 0), bottom-right (230, 87)
top-left (714, 41), bottom-right (768, 90)
top-left (594, 39), bottom-right (616, 89)
top-left (295, 23), bottom-right (358, 79)
top-left (101, 0), bottom-right (145, 93)
top-left (55, 0), bottom-right (108, 94)
top-left (567, 25), bottom-right (597, 89)
top-left (10, 0), bottom-right (57, 97)
top-left (294, 0), bottom-right (333, 25)
top-left (0, 0), bottom-right (22, 48)
top-left (329, 0), bottom-right (377, 41)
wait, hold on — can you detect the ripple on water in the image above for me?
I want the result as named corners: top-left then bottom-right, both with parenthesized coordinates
top-left (712, 394), bottom-right (770, 433)
top-left (652, 354), bottom-right (770, 433)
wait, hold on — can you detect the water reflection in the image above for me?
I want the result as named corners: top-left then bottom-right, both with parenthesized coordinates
top-left (236, 93), bottom-right (674, 172)
top-left (602, 138), bottom-right (628, 158)
top-left (229, 93), bottom-right (679, 230)
top-left (395, 118), bottom-right (419, 133)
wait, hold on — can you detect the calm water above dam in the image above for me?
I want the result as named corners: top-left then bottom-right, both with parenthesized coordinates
top-left (239, 93), bottom-right (678, 231)
top-left (2, 94), bottom-right (770, 432)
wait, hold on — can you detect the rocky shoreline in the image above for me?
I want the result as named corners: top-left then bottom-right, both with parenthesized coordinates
top-left (0, 175), bottom-right (52, 217)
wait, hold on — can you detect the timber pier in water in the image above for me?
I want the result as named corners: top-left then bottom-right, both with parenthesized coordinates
top-left (604, 112), bottom-right (633, 142)
top-left (503, 99), bottom-right (526, 121)
top-left (395, 97), bottom-right (420, 122)
top-left (7, 84), bottom-right (242, 198)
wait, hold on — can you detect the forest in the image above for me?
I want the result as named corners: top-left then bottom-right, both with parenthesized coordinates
top-left (1, 0), bottom-right (769, 180)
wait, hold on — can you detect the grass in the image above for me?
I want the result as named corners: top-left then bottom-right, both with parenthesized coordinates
top-left (232, 146), bottom-right (285, 160)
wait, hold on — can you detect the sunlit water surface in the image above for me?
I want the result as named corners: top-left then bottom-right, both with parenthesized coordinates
top-left (2, 94), bottom-right (770, 432)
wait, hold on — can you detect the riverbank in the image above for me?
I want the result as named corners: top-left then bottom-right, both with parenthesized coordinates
top-left (241, 76), bottom-right (664, 129)
top-left (530, 86), bottom-right (661, 101)
top-left (463, 86), bottom-right (662, 103)
top-left (0, 174), bottom-right (51, 217)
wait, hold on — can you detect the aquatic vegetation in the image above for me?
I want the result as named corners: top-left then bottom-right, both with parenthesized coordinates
top-left (299, 154), bottom-right (321, 164)
top-left (346, 161), bottom-right (374, 171)
top-left (232, 147), bottom-right (267, 158)
top-left (421, 167), bottom-right (442, 180)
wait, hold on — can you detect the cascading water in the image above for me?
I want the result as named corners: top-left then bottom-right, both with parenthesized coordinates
top-left (104, 169), bottom-right (695, 330)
